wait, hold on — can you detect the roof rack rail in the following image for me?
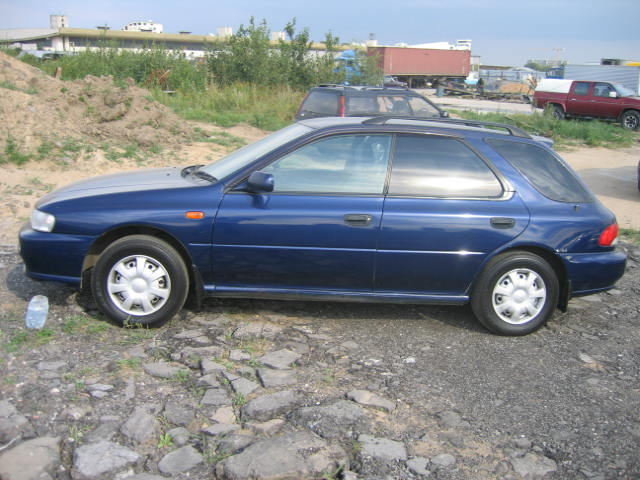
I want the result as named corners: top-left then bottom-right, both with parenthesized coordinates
top-left (361, 115), bottom-right (532, 139)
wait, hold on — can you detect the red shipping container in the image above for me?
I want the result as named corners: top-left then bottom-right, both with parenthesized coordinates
top-left (368, 46), bottom-right (470, 77)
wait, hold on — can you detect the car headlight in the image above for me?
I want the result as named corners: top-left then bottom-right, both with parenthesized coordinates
top-left (31, 210), bottom-right (56, 232)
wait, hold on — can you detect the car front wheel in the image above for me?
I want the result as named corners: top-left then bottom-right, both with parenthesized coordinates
top-left (91, 235), bottom-right (189, 326)
top-left (471, 252), bottom-right (559, 335)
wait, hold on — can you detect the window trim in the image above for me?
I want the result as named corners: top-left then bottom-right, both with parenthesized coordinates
top-left (384, 133), bottom-right (509, 201)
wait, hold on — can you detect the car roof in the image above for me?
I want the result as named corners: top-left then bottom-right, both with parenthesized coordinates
top-left (311, 84), bottom-right (414, 94)
top-left (297, 115), bottom-right (553, 147)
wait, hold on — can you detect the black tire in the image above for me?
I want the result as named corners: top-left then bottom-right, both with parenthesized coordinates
top-left (471, 252), bottom-right (559, 336)
top-left (550, 104), bottom-right (565, 120)
top-left (620, 110), bottom-right (640, 131)
top-left (91, 235), bottom-right (189, 326)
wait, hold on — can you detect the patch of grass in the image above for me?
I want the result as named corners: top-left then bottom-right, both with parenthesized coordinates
top-left (173, 370), bottom-right (191, 383)
top-left (154, 84), bottom-right (304, 131)
top-left (117, 357), bottom-right (142, 371)
top-left (1, 136), bottom-right (32, 165)
top-left (450, 109), bottom-right (637, 149)
top-left (157, 432), bottom-right (174, 449)
top-left (620, 228), bottom-right (640, 245)
top-left (0, 80), bottom-right (37, 95)
top-left (232, 392), bottom-right (247, 407)
top-left (193, 128), bottom-right (246, 148)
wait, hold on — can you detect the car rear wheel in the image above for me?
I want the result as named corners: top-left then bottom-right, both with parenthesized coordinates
top-left (91, 235), bottom-right (189, 326)
top-left (549, 104), bottom-right (565, 120)
top-left (471, 252), bottom-right (559, 336)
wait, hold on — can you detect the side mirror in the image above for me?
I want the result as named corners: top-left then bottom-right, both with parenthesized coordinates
top-left (247, 171), bottom-right (274, 193)
top-left (441, 111), bottom-right (450, 118)
top-left (609, 91), bottom-right (619, 98)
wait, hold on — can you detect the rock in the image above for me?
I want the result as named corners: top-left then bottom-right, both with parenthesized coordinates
top-left (230, 377), bottom-right (260, 397)
top-left (216, 433), bottom-right (256, 454)
top-left (358, 434), bottom-right (407, 462)
top-left (198, 373), bottom-right (223, 388)
top-left (120, 406), bottom-right (160, 444)
top-left (179, 346), bottom-right (224, 368)
top-left (37, 361), bottom-right (67, 371)
top-left (164, 402), bottom-right (195, 427)
top-left (124, 376), bottom-right (136, 400)
top-left (216, 431), bottom-right (348, 480)
top-left (229, 349), bottom-right (251, 362)
top-left (158, 445), bottom-right (203, 475)
top-left (241, 390), bottom-right (302, 422)
top-left (431, 453), bottom-right (456, 468)
top-left (174, 329), bottom-right (206, 339)
top-left (143, 362), bottom-right (189, 379)
top-left (124, 474), bottom-right (165, 480)
top-left (245, 419), bottom-right (286, 436)
top-left (347, 390), bottom-right (395, 413)
top-left (168, 427), bottom-right (190, 446)
top-left (510, 453), bottom-right (557, 478)
top-left (201, 358), bottom-right (227, 376)
top-left (438, 411), bottom-right (470, 428)
top-left (292, 400), bottom-right (367, 440)
top-left (87, 384), bottom-right (114, 399)
top-left (257, 368), bottom-right (298, 387)
top-left (72, 441), bottom-right (139, 479)
top-left (258, 349), bottom-right (301, 370)
top-left (514, 437), bottom-right (533, 450)
top-left (202, 423), bottom-right (241, 436)
top-left (407, 456), bottom-right (430, 476)
top-left (201, 388), bottom-right (232, 407)
top-left (212, 406), bottom-right (237, 424)
top-left (85, 421), bottom-right (120, 443)
top-left (233, 322), bottom-right (283, 340)
top-left (0, 436), bottom-right (60, 480)
top-left (0, 400), bottom-right (32, 443)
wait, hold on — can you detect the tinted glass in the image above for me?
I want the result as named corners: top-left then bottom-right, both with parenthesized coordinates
top-left (263, 134), bottom-right (391, 194)
top-left (408, 97), bottom-right (441, 117)
top-left (346, 96), bottom-right (378, 115)
top-left (487, 138), bottom-right (593, 203)
top-left (574, 82), bottom-right (590, 96)
top-left (388, 135), bottom-right (503, 197)
top-left (593, 83), bottom-right (615, 97)
top-left (299, 91), bottom-right (338, 116)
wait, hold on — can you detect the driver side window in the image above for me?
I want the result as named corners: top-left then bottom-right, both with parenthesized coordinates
top-left (262, 134), bottom-right (391, 194)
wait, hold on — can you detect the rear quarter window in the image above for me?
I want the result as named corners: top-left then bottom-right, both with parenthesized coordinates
top-left (299, 91), bottom-right (338, 116)
top-left (487, 138), bottom-right (593, 203)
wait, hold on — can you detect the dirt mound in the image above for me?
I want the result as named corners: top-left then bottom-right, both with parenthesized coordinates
top-left (0, 51), bottom-right (191, 156)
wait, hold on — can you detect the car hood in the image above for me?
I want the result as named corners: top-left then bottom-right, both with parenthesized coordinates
top-left (36, 167), bottom-right (191, 207)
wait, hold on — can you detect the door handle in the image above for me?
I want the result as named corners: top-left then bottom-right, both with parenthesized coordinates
top-left (490, 217), bottom-right (515, 229)
top-left (344, 214), bottom-right (372, 226)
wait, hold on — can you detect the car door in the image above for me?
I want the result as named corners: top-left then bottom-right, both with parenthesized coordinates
top-left (567, 81), bottom-right (593, 116)
top-left (211, 133), bottom-right (392, 292)
top-left (374, 134), bottom-right (530, 297)
top-left (590, 82), bottom-right (622, 119)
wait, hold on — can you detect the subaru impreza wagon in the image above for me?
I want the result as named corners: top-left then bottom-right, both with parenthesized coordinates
top-left (20, 116), bottom-right (626, 335)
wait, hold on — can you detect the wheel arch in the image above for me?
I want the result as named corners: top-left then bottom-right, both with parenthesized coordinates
top-left (471, 245), bottom-right (570, 312)
top-left (81, 226), bottom-right (202, 301)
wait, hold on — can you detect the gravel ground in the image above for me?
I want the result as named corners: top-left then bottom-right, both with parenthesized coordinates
top-left (0, 238), bottom-right (638, 480)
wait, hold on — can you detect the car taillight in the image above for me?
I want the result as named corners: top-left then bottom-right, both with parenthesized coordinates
top-left (339, 96), bottom-right (345, 116)
top-left (598, 223), bottom-right (619, 247)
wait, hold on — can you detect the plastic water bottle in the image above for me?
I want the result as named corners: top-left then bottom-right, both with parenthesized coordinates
top-left (25, 295), bottom-right (49, 329)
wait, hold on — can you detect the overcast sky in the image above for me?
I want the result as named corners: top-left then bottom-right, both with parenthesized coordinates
top-left (1, 0), bottom-right (638, 66)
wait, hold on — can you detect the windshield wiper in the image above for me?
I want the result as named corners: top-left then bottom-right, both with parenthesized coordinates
top-left (192, 169), bottom-right (217, 183)
top-left (181, 165), bottom-right (204, 177)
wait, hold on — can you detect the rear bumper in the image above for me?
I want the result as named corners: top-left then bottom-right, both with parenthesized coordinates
top-left (19, 226), bottom-right (95, 286)
top-left (560, 249), bottom-right (627, 296)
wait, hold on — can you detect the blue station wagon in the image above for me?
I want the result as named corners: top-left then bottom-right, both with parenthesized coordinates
top-left (19, 116), bottom-right (626, 335)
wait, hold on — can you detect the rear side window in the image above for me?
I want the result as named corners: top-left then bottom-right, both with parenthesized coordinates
top-left (299, 91), bottom-right (338, 116)
top-left (487, 139), bottom-right (593, 203)
top-left (574, 82), bottom-right (590, 96)
top-left (346, 96), bottom-right (378, 115)
top-left (388, 135), bottom-right (503, 197)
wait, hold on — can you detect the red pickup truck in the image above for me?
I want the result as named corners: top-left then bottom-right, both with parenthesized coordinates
top-left (534, 79), bottom-right (640, 130)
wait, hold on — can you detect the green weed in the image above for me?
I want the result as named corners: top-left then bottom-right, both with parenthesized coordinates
top-left (620, 228), bottom-right (640, 245)
top-left (1, 136), bottom-right (31, 165)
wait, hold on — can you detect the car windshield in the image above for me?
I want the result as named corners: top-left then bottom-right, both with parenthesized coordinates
top-left (614, 84), bottom-right (635, 97)
top-left (200, 123), bottom-right (313, 180)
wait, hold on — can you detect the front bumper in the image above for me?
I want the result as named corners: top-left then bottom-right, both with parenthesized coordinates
top-left (19, 226), bottom-right (96, 286)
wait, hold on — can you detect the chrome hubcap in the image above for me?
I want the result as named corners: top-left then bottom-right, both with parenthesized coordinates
top-left (492, 268), bottom-right (546, 325)
top-left (107, 255), bottom-right (171, 316)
